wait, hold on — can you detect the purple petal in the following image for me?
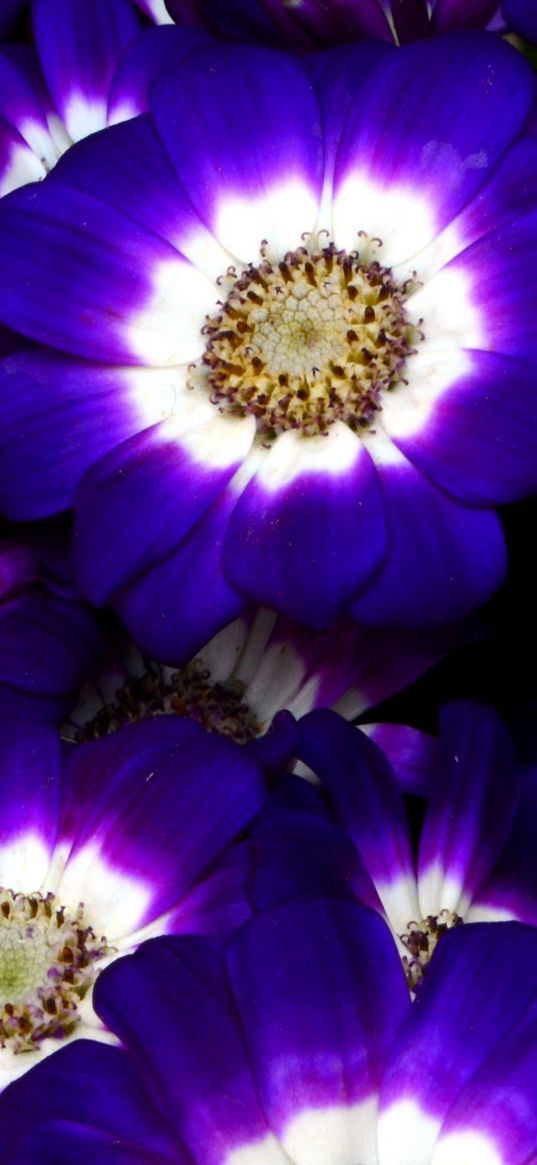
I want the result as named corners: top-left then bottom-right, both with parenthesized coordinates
top-left (0, 721), bottom-right (60, 891)
top-left (74, 411), bottom-right (253, 604)
top-left (108, 25), bottom-right (209, 122)
top-left (442, 207), bottom-right (537, 365)
top-left (32, 0), bottom-right (140, 142)
top-left (227, 898), bottom-right (409, 1159)
top-left (115, 488), bottom-right (247, 664)
top-left (58, 718), bottom-right (265, 938)
top-left (95, 936), bottom-right (270, 1165)
top-left (151, 44), bottom-right (323, 259)
top-left (470, 773), bottom-right (537, 926)
top-left (365, 723), bottom-right (438, 797)
top-left (0, 350), bottom-right (181, 519)
top-left (333, 34), bottom-right (535, 261)
top-left (385, 349), bottom-right (537, 506)
top-left (50, 113), bottom-right (224, 272)
top-left (432, 0), bottom-right (501, 33)
top-left (249, 810), bottom-right (365, 911)
top-left (417, 702), bottom-right (520, 917)
top-left (350, 446), bottom-right (507, 628)
top-left (296, 709), bottom-right (419, 931)
top-left (0, 587), bottom-right (102, 725)
top-left (379, 923), bottom-right (537, 1163)
top-left (167, 842), bottom-right (252, 937)
top-left (223, 431), bottom-right (387, 628)
top-left (0, 1041), bottom-right (181, 1164)
top-left (0, 182), bottom-right (213, 365)
top-left (502, 0), bottom-right (537, 39)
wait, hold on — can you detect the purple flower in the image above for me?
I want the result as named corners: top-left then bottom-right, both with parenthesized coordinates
top-left (0, 715), bottom-right (264, 1085)
top-left (62, 607), bottom-right (463, 748)
top-left (0, 0), bottom-right (206, 195)
top-left (1, 898), bottom-right (537, 1163)
top-left (0, 36), bottom-right (533, 642)
top-left (294, 703), bottom-right (537, 988)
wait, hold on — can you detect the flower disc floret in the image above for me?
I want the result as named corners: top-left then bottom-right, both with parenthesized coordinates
top-left (0, 889), bottom-right (109, 1054)
top-left (194, 232), bottom-right (422, 439)
top-left (74, 659), bottom-right (262, 745)
top-left (401, 910), bottom-right (464, 991)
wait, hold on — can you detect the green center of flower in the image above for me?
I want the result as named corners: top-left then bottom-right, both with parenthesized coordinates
top-left (72, 660), bottom-right (262, 746)
top-left (400, 910), bottom-right (464, 991)
top-left (0, 890), bottom-right (109, 1053)
top-left (192, 232), bottom-right (421, 440)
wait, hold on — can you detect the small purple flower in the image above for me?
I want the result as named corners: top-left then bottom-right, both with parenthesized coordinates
top-left (1, 898), bottom-right (536, 1164)
top-left (0, 715), bottom-right (264, 1085)
top-left (62, 607), bottom-right (462, 748)
top-left (294, 702), bottom-right (537, 988)
top-left (0, 36), bottom-right (534, 642)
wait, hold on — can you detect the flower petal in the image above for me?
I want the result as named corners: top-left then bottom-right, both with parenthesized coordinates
top-left (115, 487), bottom-right (248, 664)
top-left (417, 702), bottom-right (520, 918)
top-left (332, 34), bottom-right (535, 263)
top-left (0, 182), bottom-right (213, 365)
top-left (33, 0), bottom-right (139, 142)
top-left (74, 410), bottom-right (254, 603)
top-left (227, 898), bottom-right (409, 1165)
top-left (224, 427), bottom-right (387, 628)
top-left (350, 438), bottom-right (507, 628)
top-left (296, 709), bottom-right (419, 933)
top-left (0, 721), bottom-right (60, 892)
top-left (0, 350), bottom-right (182, 518)
top-left (151, 44), bottom-right (322, 260)
top-left (57, 718), bottom-right (265, 938)
top-left (379, 923), bottom-right (537, 1165)
top-left (383, 348), bottom-right (537, 506)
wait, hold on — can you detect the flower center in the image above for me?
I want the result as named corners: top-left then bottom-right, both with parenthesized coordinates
top-left (0, 889), bottom-right (109, 1053)
top-left (400, 910), bottom-right (463, 991)
top-left (72, 660), bottom-right (262, 745)
top-left (192, 232), bottom-right (421, 439)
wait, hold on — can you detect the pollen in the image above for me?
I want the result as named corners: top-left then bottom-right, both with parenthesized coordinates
top-left (192, 232), bottom-right (422, 439)
top-left (72, 660), bottom-right (262, 746)
top-left (400, 910), bottom-right (463, 992)
top-left (0, 889), bottom-right (109, 1053)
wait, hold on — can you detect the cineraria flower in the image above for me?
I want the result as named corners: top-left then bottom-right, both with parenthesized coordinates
top-left (0, 37), bottom-right (534, 645)
top-left (162, 0), bottom-right (506, 46)
top-left (0, 0), bottom-right (206, 196)
top-left (1, 899), bottom-right (537, 1165)
top-left (0, 532), bottom-right (102, 724)
top-left (0, 715), bottom-right (264, 1086)
top-left (62, 606), bottom-right (461, 752)
top-left (293, 702), bottom-right (536, 988)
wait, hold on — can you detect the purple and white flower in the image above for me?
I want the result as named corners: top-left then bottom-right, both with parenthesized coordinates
top-left (62, 606), bottom-right (462, 748)
top-left (1, 898), bottom-right (537, 1165)
top-left (294, 702), bottom-right (537, 987)
top-left (0, 715), bottom-right (264, 1085)
top-left (0, 0), bottom-right (207, 196)
top-left (0, 36), bottom-right (534, 642)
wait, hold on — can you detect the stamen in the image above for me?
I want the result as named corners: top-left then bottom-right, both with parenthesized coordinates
top-left (192, 232), bottom-right (421, 440)
top-left (72, 660), bottom-right (262, 745)
top-left (0, 890), bottom-right (109, 1053)
top-left (400, 910), bottom-right (464, 991)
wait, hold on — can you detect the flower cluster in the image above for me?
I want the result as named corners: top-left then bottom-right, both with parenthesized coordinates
top-left (0, 0), bottom-right (536, 1160)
